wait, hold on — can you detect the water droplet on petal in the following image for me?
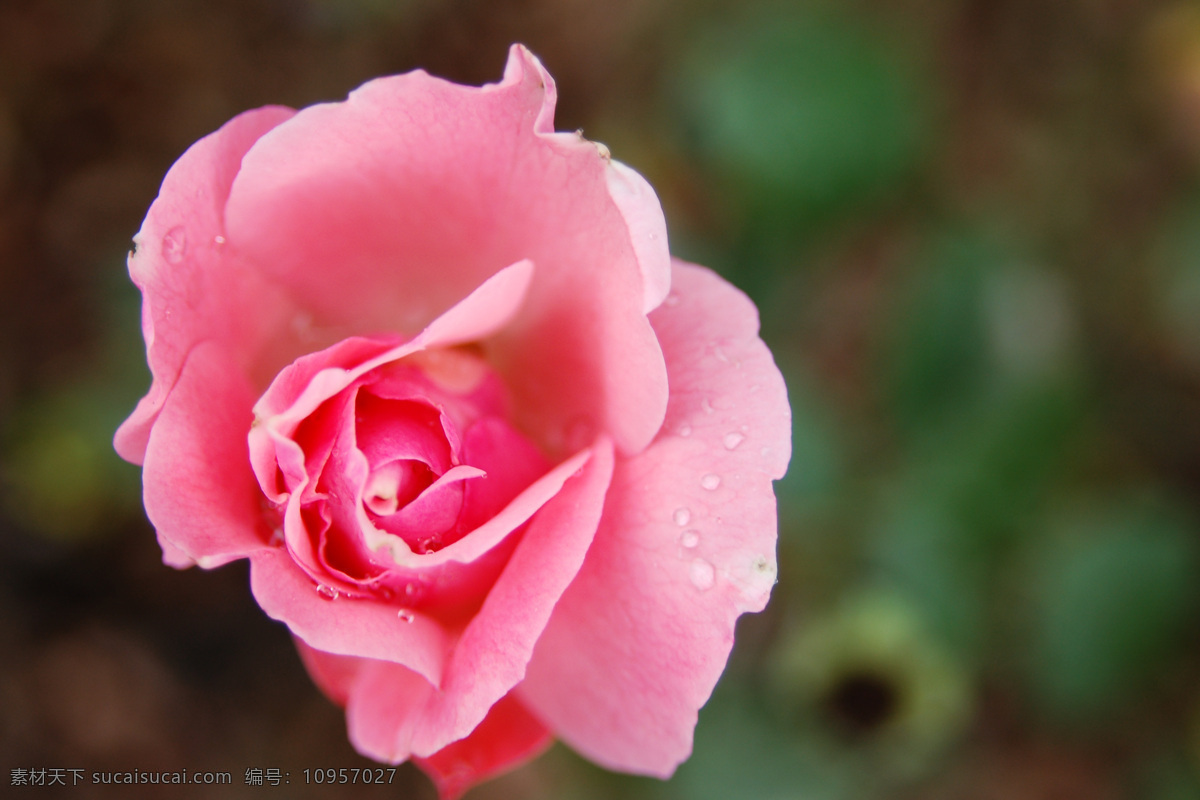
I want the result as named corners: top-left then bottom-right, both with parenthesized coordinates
top-left (664, 293), bottom-right (680, 307)
top-left (689, 558), bottom-right (716, 590)
top-left (701, 397), bottom-right (715, 415)
top-left (680, 530), bottom-right (700, 548)
top-left (701, 473), bottom-right (721, 491)
top-left (162, 226), bottom-right (187, 264)
top-left (378, 586), bottom-right (396, 602)
top-left (673, 507), bottom-right (691, 527)
top-left (723, 432), bottom-right (745, 450)
top-left (316, 584), bottom-right (338, 601)
top-left (397, 609), bottom-right (415, 623)
top-left (213, 234), bottom-right (226, 245)
top-left (677, 423), bottom-right (692, 437)
top-left (404, 582), bottom-right (422, 599)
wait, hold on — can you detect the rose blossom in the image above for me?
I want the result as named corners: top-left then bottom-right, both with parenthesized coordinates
top-left (115, 45), bottom-right (790, 798)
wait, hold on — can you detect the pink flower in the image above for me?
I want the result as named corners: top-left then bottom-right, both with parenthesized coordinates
top-left (115, 45), bottom-right (790, 799)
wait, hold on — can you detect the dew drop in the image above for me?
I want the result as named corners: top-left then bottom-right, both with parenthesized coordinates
top-left (679, 530), bottom-right (700, 549)
top-left (397, 609), bottom-right (415, 623)
top-left (677, 423), bottom-right (692, 437)
top-left (270, 527), bottom-right (285, 546)
top-left (416, 534), bottom-right (442, 554)
top-left (673, 507), bottom-right (691, 526)
top-left (162, 226), bottom-right (187, 264)
top-left (378, 586), bottom-right (396, 602)
top-left (701, 397), bottom-right (715, 416)
top-left (689, 558), bottom-right (716, 590)
top-left (404, 582), bottom-right (422, 599)
top-left (664, 293), bottom-right (680, 307)
top-left (723, 432), bottom-right (745, 450)
top-left (316, 584), bottom-right (338, 601)
top-left (701, 473), bottom-right (721, 491)
top-left (213, 234), bottom-right (226, 245)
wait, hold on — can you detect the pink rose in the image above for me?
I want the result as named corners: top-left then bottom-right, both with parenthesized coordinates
top-left (115, 45), bottom-right (790, 799)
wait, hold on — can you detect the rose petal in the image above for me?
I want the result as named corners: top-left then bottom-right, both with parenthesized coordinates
top-left (370, 465), bottom-right (483, 543)
top-left (606, 159), bottom-right (671, 314)
top-left (364, 354), bottom-right (508, 436)
top-left (225, 45), bottom-right (668, 456)
top-left (248, 546), bottom-right (452, 686)
top-left (294, 635), bottom-right (364, 707)
top-left (141, 341), bottom-right (271, 567)
top-left (456, 416), bottom-right (552, 535)
top-left (338, 437), bottom-right (614, 761)
top-left (250, 337), bottom-right (397, 505)
top-left (157, 531), bottom-right (197, 569)
top-left (251, 436), bottom-right (611, 690)
top-left (339, 663), bottom-right (555, 800)
top-left (250, 259), bottom-right (534, 448)
top-left (114, 106), bottom-right (297, 464)
top-left (412, 692), bottom-right (552, 800)
top-left (344, 658), bottom-right (433, 760)
top-left (342, 442), bottom-right (593, 570)
top-left (356, 396), bottom-right (453, 476)
top-left (519, 261), bottom-right (791, 775)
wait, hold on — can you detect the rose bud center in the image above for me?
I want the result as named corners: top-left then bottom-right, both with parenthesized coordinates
top-left (363, 459), bottom-right (434, 516)
top-left (251, 338), bottom-right (554, 614)
top-left (354, 394), bottom-right (488, 554)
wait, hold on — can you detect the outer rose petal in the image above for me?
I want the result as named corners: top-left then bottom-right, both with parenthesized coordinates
top-left (343, 664), bottom-right (555, 800)
top-left (413, 693), bottom-right (552, 800)
top-left (223, 45), bottom-right (668, 457)
top-left (607, 159), bottom-right (671, 314)
top-left (294, 636), bottom-right (363, 707)
top-left (141, 341), bottom-right (271, 567)
top-left (249, 548), bottom-right (453, 686)
top-left (301, 657), bottom-right (553, 800)
top-left (519, 261), bottom-right (791, 775)
top-left (114, 105), bottom-right (297, 464)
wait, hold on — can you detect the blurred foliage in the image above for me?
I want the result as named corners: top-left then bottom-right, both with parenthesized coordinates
top-left (1021, 495), bottom-right (1200, 722)
top-left (4, 0), bottom-right (1200, 799)
top-left (671, 3), bottom-right (933, 227)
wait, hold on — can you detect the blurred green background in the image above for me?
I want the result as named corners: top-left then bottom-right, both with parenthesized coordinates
top-left (4, 0), bottom-right (1200, 797)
